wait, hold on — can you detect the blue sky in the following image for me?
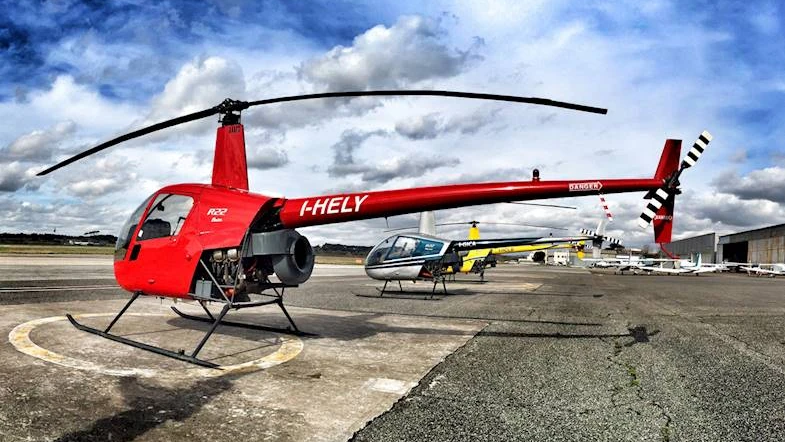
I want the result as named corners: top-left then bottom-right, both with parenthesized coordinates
top-left (1, 0), bottom-right (784, 246)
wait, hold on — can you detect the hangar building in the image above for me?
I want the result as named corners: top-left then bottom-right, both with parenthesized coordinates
top-left (717, 224), bottom-right (785, 264)
top-left (663, 233), bottom-right (717, 263)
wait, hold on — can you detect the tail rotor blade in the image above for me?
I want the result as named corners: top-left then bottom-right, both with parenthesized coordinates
top-left (637, 188), bottom-right (670, 228)
top-left (680, 131), bottom-right (712, 170)
top-left (598, 195), bottom-right (613, 221)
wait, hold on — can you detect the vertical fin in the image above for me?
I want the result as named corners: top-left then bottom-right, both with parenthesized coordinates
top-left (654, 139), bottom-right (682, 181)
top-left (418, 211), bottom-right (436, 236)
top-left (468, 223), bottom-right (480, 240)
top-left (652, 193), bottom-right (674, 243)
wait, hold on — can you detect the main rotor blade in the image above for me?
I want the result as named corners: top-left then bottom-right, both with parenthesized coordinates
top-left (383, 226), bottom-right (417, 232)
top-left (505, 201), bottom-right (577, 210)
top-left (435, 221), bottom-right (568, 230)
top-left (38, 90), bottom-right (606, 176)
top-left (247, 90), bottom-right (608, 115)
top-left (37, 107), bottom-right (219, 176)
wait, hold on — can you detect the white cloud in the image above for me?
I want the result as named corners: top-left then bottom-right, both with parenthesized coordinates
top-left (27, 76), bottom-right (139, 131)
top-left (0, 162), bottom-right (40, 192)
top-left (146, 56), bottom-right (246, 121)
top-left (299, 15), bottom-right (482, 90)
top-left (4, 121), bottom-right (77, 161)
top-left (713, 167), bottom-right (785, 204)
top-left (247, 146), bottom-right (290, 170)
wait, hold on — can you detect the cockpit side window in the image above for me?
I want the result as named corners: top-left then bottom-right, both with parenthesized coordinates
top-left (114, 194), bottom-right (155, 261)
top-left (137, 194), bottom-right (194, 241)
top-left (386, 236), bottom-right (419, 260)
top-left (366, 237), bottom-right (394, 266)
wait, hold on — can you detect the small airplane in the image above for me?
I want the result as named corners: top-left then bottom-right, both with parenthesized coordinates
top-left (637, 254), bottom-right (719, 275)
top-left (35, 87), bottom-right (711, 367)
top-left (583, 255), bottom-right (653, 274)
top-left (739, 263), bottom-right (785, 277)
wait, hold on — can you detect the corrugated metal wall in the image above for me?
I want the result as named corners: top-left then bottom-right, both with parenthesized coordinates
top-left (665, 233), bottom-right (717, 263)
top-left (748, 237), bottom-right (785, 263)
top-left (718, 223), bottom-right (785, 263)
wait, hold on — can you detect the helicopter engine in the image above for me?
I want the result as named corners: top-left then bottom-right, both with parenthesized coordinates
top-left (245, 229), bottom-right (315, 285)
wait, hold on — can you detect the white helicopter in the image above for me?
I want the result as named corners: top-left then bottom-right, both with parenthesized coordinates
top-left (365, 210), bottom-right (605, 296)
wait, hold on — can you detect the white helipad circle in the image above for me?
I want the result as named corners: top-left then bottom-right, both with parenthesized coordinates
top-left (9, 313), bottom-right (303, 378)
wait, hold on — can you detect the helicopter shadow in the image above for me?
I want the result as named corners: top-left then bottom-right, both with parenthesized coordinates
top-left (160, 310), bottom-right (482, 343)
top-left (478, 325), bottom-right (660, 343)
top-left (53, 373), bottom-right (243, 442)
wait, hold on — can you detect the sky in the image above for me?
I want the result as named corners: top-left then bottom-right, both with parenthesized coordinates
top-left (1, 0), bottom-right (784, 248)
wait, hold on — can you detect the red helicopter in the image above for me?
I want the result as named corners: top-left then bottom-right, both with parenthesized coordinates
top-left (37, 90), bottom-right (711, 367)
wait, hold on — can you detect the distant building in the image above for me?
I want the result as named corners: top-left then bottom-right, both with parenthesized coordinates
top-left (718, 224), bottom-right (785, 264)
top-left (663, 233), bottom-right (717, 263)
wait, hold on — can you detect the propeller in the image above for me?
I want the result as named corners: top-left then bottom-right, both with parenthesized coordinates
top-left (37, 91), bottom-right (607, 176)
top-left (637, 131), bottom-right (712, 228)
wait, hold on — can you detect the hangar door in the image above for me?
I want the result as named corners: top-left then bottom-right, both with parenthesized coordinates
top-left (722, 241), bottom-right (748, 263)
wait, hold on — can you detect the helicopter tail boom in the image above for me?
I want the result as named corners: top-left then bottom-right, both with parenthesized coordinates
top-left (278, 177), bottom-right (662, 229)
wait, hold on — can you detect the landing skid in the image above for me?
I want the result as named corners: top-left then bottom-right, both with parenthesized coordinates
top-left (372, 278), bottom-right (448, 300)
top-left (67, 310), bottom-right (220, 368)
top-left (171, 305), bottom-right (314, 337)
top-left (355, 290), bottom-right (443, 301)
top-left (66, 281), bottom-right (307, 368)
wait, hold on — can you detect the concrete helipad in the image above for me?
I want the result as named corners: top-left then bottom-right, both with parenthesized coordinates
top-left (0, 293), bottom-right (483, 441)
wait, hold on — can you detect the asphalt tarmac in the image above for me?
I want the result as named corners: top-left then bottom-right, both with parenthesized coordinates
top-left (2, 254), bottom-right (785, 441)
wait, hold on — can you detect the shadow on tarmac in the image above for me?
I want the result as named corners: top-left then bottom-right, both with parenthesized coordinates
top-left (53, 374), bottom-right (241, 442)
top-left (478, 325), bottom-right (660, 344)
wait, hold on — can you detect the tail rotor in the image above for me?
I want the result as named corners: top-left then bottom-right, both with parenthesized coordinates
top-left (637, 131), bottom-right (712, 239)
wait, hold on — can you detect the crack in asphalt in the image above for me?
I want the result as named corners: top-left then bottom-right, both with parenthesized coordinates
top-left (603, 326), bottom-right (672, 442)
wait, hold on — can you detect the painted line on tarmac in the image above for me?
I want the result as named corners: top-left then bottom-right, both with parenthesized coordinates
top-left (8, 313), bottom-right (303, 378)
top-left (0, 285), bottom-right (119, 293)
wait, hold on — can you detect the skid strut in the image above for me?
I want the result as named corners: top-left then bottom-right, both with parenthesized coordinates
top-left (66, 283), bottom-right (309, 368)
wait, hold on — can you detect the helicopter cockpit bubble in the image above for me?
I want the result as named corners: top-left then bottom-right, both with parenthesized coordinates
top-left (115, 194), bottom-right (155, 261)
top-left (366, 235), bottom-right (446, 266)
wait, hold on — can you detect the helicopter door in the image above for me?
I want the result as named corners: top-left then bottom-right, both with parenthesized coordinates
top-left (124, 192), bottom-right (197, 296)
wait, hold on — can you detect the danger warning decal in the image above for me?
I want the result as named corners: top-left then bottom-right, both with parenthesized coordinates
top-left (568, 181), bottom-right (602, 192)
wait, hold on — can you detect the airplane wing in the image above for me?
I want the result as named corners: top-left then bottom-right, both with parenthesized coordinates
top-left (638, 266), bottom-right (690, 274)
